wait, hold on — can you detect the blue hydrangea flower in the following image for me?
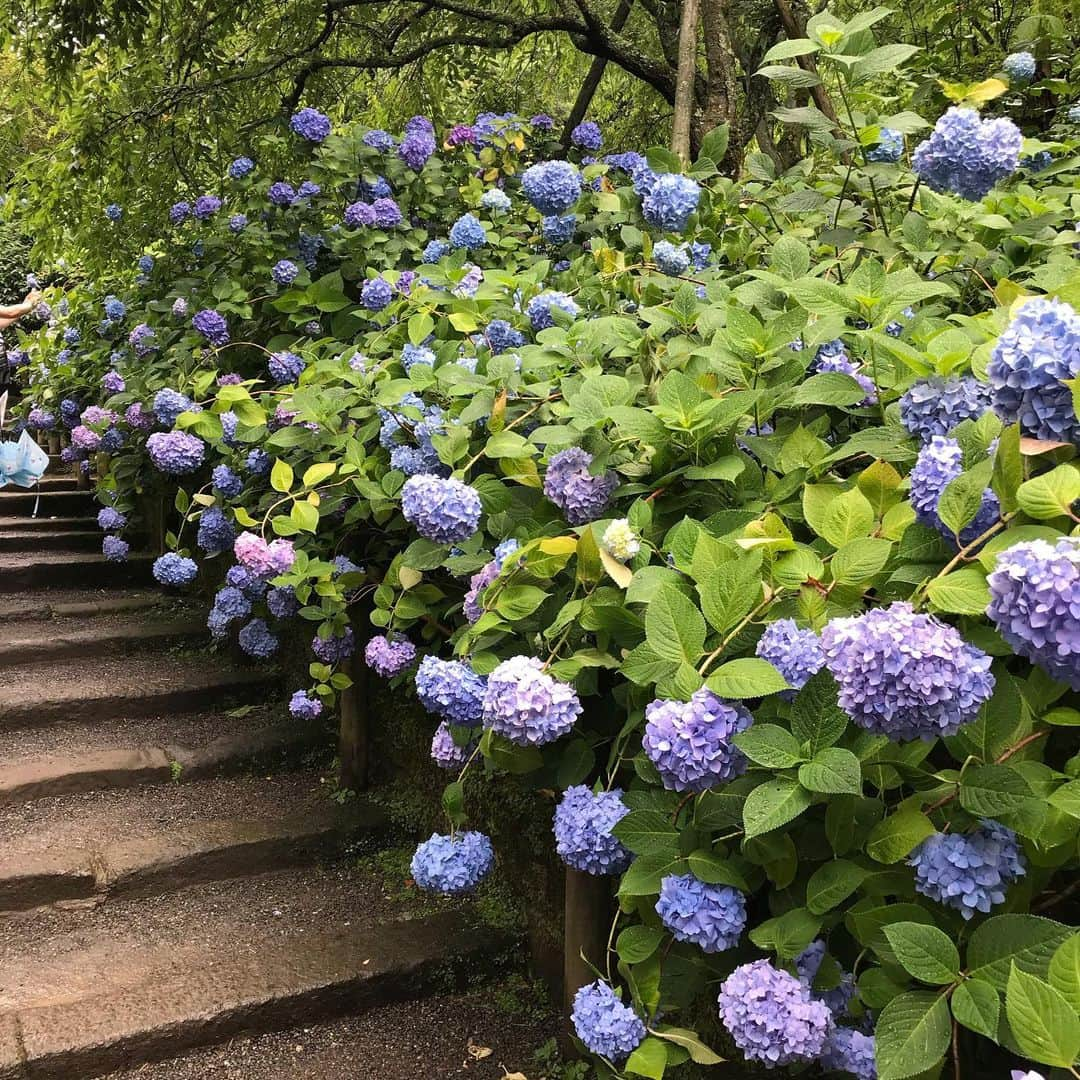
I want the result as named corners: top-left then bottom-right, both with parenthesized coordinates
top-left (169, 202), bottom-right (191, 224)
top-left (482, 655), bottom-right (583, 746)
top-left (103, 296), bottom-right (126, 322)
top-left (521, 161), bottom-right (582, 215)
top-left (1004, 51), bottom-right (1037, 83)
top-left (410, 831), bottom-right (494, 894)
top-left (271, 259), bottom-right (299, 286)
top-left (197, 506), bottom-right (236, 554)
top-left (900, 375), bottom-right (994, 441)
top-left (212, 464), bottom-right (243, 498)
top-left (360, 277), bottom-right (393, 311)
top-left (912, 107), bottom-right (1023, 200)
top-left (430, 721), bottom-right (475, 769)
top-left (153, 388), bottom-right (192, 427)
top-left (192, 309), bottom-right (230, 346)
top-left (553, 786), bottom-right (631, 875)
top-left (228, 156), bottom-right (254, 179)
top-left (268, 350), bottom-right (305, 384)
top-left (297, 180), bottom-right (320, 199)
top-left (401, 474), bottom-right (482, 543)
top-left (988, 537), bottom-right (1080, 688)
top-left (364, 634), bottom-right (417, 677)
top-left (238, 618), bottom-right (279, 659)
top-left (480, 188), bottom-right (511, 213)
top-left (289, 690), bottom-right (323, 719)
top-left (485, 320), bottom-right (525, 354)
top-left (543, 447), bottom-right (617, 524)
top-left (717, 960), bottom-right (833, 1069)
top-left (401, 343), bottom-right (435, 371)
top-left (289, 107), bottom-right (331, 142)
top-left (820, 1028), bottom-right (877, 1080)
top-left (755, 619), bottom-right (824, 695)
top-left (415, 656), bottom-right (487, 726)
top-left (311, 626), bottom-right (355, 663)
top-left (423, 239), bottom-right (450, 262)
top-left (226, 564), bottom-right (268, 600)
top-left (263, 586), bottom-right (297, 620)
top-left (359, 175), bottom-right (392, 199)
top-left (909, 436), bottom-right (1000, 544)
top-left (229, 213), bottom-right (248, 232)
top-left (246, 448), bottom-right (271, 475)
top-left (642, 173), bottom-right (700, 232)
top-left (268, 181), bottom-right (296, 207)
top-left (909, 821), bottom-right (1026, 918)
top-left (987, 297), bottom-right (1080, 443)
top-left (60, 398), bottom-right (82, 429)
top-left (866, 127), bottom-right (904, 163)
top-left (105, 203), bottom-right (122, 221)
top-left (63, 326), bottom-right (80, 346)
top-left (570, 121), bottom-right (603, 151)
top-left (821, 602), bottom-right (994, 740)
top-left (345, 201), bottom-right (376, 228)
top-left (449, 213), bottom-right (486, 249)
top-left (147, 431), bottom-right (205, 475)
top-left (102, 535), bottom-right (129, 562)
top-left (193, 194), bottom-right (221, 220)
top-left (542, 214), bottom-right (575, 245)
top-left (526, 291), bottom-right (579, 330)
top-left (363, 129), bottom-right (395, 151)
top-left (571, 981), bottom-right (646, 1063)
top-left (152, 553), bottom-right (197, 587)
top-left (796, 939), bottom-right (856, 1017)
top-left (97, 507), bottom-right (126, 532)
top-left (653, 240), bottom-right (690, 276)
top-left (643, 690), bottom-right (751, 792)
top-left (398, 127), bottom-right (436, 171)
top-left (297, 233), bottom-right (323, 268)
top-left (1070, 104), bottom-right (1080, 124)
top-left (656, 873), bottom-right (746, 952)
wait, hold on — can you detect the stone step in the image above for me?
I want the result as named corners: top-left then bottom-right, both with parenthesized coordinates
top-left (0, 614), bottom-right (205, 664)
top-left (0, 653), bottom-right (274, 729)
top-left (0, 489), bottom-right (95, 516)
top-left (0, 770), bottom-right (378, 912)
top-left (0, 527), bottom-right (102, 552)
top-left (0, 588), bottom-right (163, 622)
top-left (0, 709), bottom-right (328, 807)
top-left (0, 865), bottom-right (502, 1080)
top-left (0, 551), bottom-right (154, 592)
top-left (29, 476), bottom-right (80, 492)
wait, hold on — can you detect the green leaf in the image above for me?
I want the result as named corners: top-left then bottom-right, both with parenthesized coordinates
top-left (494, 585), bottom-right (547, 620)
top-left (706, 658), bottom-right (789, 699)
top-left (749, 907), bottom-right (822, 960)
top-left (874, 991), bottom-right (951, 1080)
top-left (798, 747), bottom-right (862, 794)
top-left (937, 463), bottom-right (993, 537)
top-left (1049, 779), bottom-right (1080, 819)
top-left (624, 1035), bottom-right (668, 1079)
top-left (818, 488), bottom-right (875, 547)
top-left (618, 853), bottom-right (686, 897)
top-left (441, 780), bottom-right (465, 827)
top-left (652, 1027), bottom-right (724, 1065)
top-left (290, 499), bottom-right (319, 534)
top-left (646, 585), bottom-right (706, 665)
top-left (926, 567), bottom-right (990, 615)
top-left (991, 423), bottom-right (1022, 513)
top-left (791, 372), bottom-right (870, 407)
top-left (950, 980), bottom-right (1000, 1040)
top-left (742, 777), bottom-right (812, 839)
top-left (270, 458), bottom-right (294, 493)
top-left (697, 561), bottom-right (761, 634)
top-left (959, 764), bottom-right (1038, 818)
top-left (733, 724), bottom-right (805, 768)
top-left (617, 925), bottom-right (666, 964)
top-left (791, 671), bottom-right (848, 755)
top-left (831, 537), bottom-right (893, 584)
top-left (611, 810), bottom-right (681, 856)
top-left (866, 810), bottom-right (935, 864)
top-left (302, 462), bottom-right (336, 488)
top-left (761, 37), bottom-right (820, 62)
top-left (883, 923), bottom-right (961, 984)
top-left (696, 123), bottom-right (730, 167)
top-left (1016, 463), bottom-right (1080, 520)
top-left (968, 914), bottom-right (1074, 990)
top-left (806, 859), bottom-right (870, 915)
top-left (685, 850), bottom-right (750, 891)
top-left (1048, 934), bottom-right (1080, 1013)
top-left (1006, 964), bottom-right (1080, 1067)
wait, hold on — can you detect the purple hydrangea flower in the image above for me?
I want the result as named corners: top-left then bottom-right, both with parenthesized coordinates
top-left (521, 161), bottom-right (582, 215)
top-left (192, 309), bottom-right (230, 346)
top-left (267, 586), bottom-right (299, 619)
top-left (430, 721), bottom-right (475, 769)
top-left (289, 107), bottom-right (331, 142)
top-left (543, 447), bottom-right (617, 524)
top-left (717, 960), bottom-right (833, 1069)
top-left (228, 156), bottom-right (254, 179)
top-left (212, 464), bottom-right (243, 498)
top-left (912, 107), bottom-right (1023, 200)
top-left (755, 619), bottom-right (824, 695)
top-left (363, 129), bottom-right (395, 151)
top-left (988, 537), bottom-right (1080, 687)
top-left (271, 259), bottom-right (299, 286)
top-left (910, 436), bottom-right (1000, 544)
top-left (146, 431), bottom-right (205, 475)
top-left (643, 690), bottom-right (751, 792)
top-left (268, 350), bottom-right (305, 384)
top-left (570, 121), bottom-right (603, 151)
top-left (530, 114), bottom-right (555, 129)
top-left (410, 831), bottom-right (493, 894)
top-left (229, 213), bottom-right (248, 232)
top-left (238, 618), bottom-right (279, 659)
top-left (821, 602), bottom-right (994, 740)
top-left (364, 634), bottom-right (417, 677)
top-left (289, 690), bottom-right (323, 719)
top-left (169, 202), bottom-right (191, 224)
top-left (268, 181), bottom-right (296, 207)
top-left (482, 655), bottom-right (582, 746)
top-left (297, 180), bottom-right (320, 199)
top-left (26, 407), bottom-right (55, 431)
top-left (900, 375), bottom-right (994, 441)
top-left (152, 552), bottom-right (198, 587)
top-left (125, 402), bottom-right (154, 431)
top-left (820, 1028), bottom-right (877, 1080)
top-left (246, 448), bottom-right (271, 475)
top-left (360, 277), bottom-right (393, 311)
top-left (233, 532), bottom-right (295, 578)
top-left (449, 213), bottom-right (486, 249)
top-left (463, 560), bottom-right (500, 623)
top-left (102, 535), bottom-right (129, 562)
top-left (553, 786), bottom-right (632, 875)
top-left (656, 873), bottom-right (746, 952)
top-left (401, 474), bottom-right (482, 543)
top-left (796, 939), bottom-right (856, 1017)
top-left (909, 821), bottom-right (1026, 918)
top-left (193, 194), bottom-right (221, 220)
top-left (153, 388), bottom-right (192, 427)
top-left (987, 297), bottom-right (1080, 443)
top-left (526, 291), bottom-right (579, 330)
top-left (369, 197), bottom-right (401, 228)
top-left (415, 656), bottom-right (487, 726)
top-left (398, 127), bottom-right (436, 171)
top-left (311, 626), bottom-right (355, 663)
top-left (642, 173), bottom-right (701, 232)
top-left (571, 981), bottom-right (646, 1063)
top-left (171, 296), bottom-right (188, 318)
top-left (97, 507), bottom-right (126, 532)
top-left (866, 128), bottom-right (904, 164)
top-left (197, 506), bottom-right (236, 554)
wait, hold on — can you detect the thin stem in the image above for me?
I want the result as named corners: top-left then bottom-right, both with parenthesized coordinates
top-left (698, 596), bottom-right (773, 676)
top-left (911, 513), bottom-right (1015, 606)
top-left (907, 178), bottom-right (921, 212)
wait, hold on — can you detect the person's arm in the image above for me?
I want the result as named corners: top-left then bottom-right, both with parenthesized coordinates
top-left (0, 290), bottom-right (41, 322)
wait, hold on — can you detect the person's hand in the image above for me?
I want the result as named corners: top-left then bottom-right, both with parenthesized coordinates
top-left (23, 289), bottom-right (42, 307)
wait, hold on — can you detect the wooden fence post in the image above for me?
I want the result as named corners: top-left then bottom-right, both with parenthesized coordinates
top-left (564, 868), bottom-right (612, 1011)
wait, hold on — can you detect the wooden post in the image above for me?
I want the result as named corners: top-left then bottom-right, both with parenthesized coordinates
top-left (672, 0), bottom-right (702, 164)
top-left (142, 495), bottom-right (167, 554)
top-left (338, 639), bottom-right (370, 791)
top-left (564, 868), bottom-right (611, 1010)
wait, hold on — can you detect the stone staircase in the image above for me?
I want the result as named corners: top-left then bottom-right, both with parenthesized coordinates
top-left (0, 469), bottom-right (518, 1079)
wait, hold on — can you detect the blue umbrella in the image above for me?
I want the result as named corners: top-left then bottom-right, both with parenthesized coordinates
top-left (0, 429), bottom-right (49, 488)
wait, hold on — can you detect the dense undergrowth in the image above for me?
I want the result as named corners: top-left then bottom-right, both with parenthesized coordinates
top-left (8, 12), bottom-right (1080, 1080)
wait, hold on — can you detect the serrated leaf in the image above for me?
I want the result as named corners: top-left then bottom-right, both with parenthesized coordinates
top-left (806, 859), bottom-right (869, 914)
top-left (798, 747), bottom-right (862, 794)
top-left (617, 925), bottom-right (666, 964)
top-left (742, 777), bottom-right (812, 839)
top-left (926, 567), bottom-right (990, 615)
top-left (1006, 964), bottom-right (1080, 1067)
top-left (866, 810), bottom-right (935, 864)
top-left (652, 1027), bottom-right (724, 1065)
top-left (1048, 934), bottom-right (1080, 1013)
top-left (706, 658), bottom-right (789, 699)
top-left (685, 850), bottom-right (750, 891)
top-left (733, 724), bottom-right (804, 768)
top-left (950, 979), bottom-right (1000, 1040)
top-left (1016, 464), bottom-right (1080, 520)
top-left (883, 923), bottom-right (960, 984)
top-left (611, 810), bottom-right (681, 856)
top-left (270, 458), bottom-right (294, 493)
top-left (874, 991), bottom-right (951, 1080)
top-left (646, 585), bottom-right (706, 665)
top-left (968, 914), bottom-right (1073, 989)
top-left (791, 671), bottom-right (848, 754)
top-left (959, 764), bottom-right (1039, 818)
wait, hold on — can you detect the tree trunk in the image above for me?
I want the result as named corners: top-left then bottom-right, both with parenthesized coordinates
top-left (671, 0), bottom-right (701, 163)
top-left (563, 868), bottom-right (611, 1012)
top-left (338, 649), bottom-right (370, 791)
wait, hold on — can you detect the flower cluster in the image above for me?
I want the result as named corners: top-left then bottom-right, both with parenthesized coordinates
top-left (909, 821), bottom-right (1026, 918)
top-left (311, 626), bottom-right (355, 663)
top-left (102, 535), bottom-right (129, 562)
top-left (642, 173), bottom-right (700, 232)
top-left (481, 655), bottom-right (582, 745)
top-left (152, 552), bottom-right (197, 587)
top-left (899, 375), bottom-right (994, 441)
top-left (909, 436), bottom-right (1000, 544)
top-left (912, 107), bottom-right (1023, 200)
top-left (192, 309), bottom-right (229, 346)
top-left (655, 873), bottom-right (746, 952)
top-left (1003, 50), bottom-right (1036, 83)
top-left (415, 656), bottom-right (487, 726)
top-left (364, 634), bottom-right (417, 677)
top-left (521, 161), bottom-right (581, 215)
top-left (543, 447), bottom-right (618, 524)
top-left (146, 431), bottom-right (205, 475)
top-left (430, 721), bottom-right (474, 768)
top-left (401, 474), bottom-right (482, 543)
top-left (410, 831), bottom-right (493, 894)
top-left (571, 981), bottom-right (646, 1063)
top-left (238, 618), bottom-right (279, 658)
top-left (796, 939), bottom-right (856, 1018)
top-left (820, 1028), bottom-right (877, 1080)
top-left (526, 291), bottom-right (579, 330)
top-left (821, 603), bottom-right (994, 740)
top-left (233, 532), bottom-right (295, 578)
top-left (866, 127), bottom-right (904, 163)
top-left (755, 619), bottom-right (824, 694)
top-left (289, 691), bottom-right (323, 720)
top-left (289, 107), bottom-right (331, 142)
top-left (601, 519), bottom-right (640, 562)
top-left (553, 786), bottom-right (632, 875)
top-left (268, 350), bottom-right (305, 384)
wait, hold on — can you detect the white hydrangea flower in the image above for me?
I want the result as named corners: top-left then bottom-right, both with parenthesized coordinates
top-left (602, 519), bottom-right (640, 562)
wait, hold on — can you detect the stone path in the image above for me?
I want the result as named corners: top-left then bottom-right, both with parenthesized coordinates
top-left (0, 465), bottom-right (529, 1078)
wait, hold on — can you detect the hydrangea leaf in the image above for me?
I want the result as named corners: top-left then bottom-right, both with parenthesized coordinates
top-left (1005, 963), bottom-right (1080, 1067)
top-left (742, 777), bottom-right (812, 839)
top-left (799, 748), bottom-right (862, 795)
top-left (806, 858), bottom-right (869, 914)
top-left (874, 990), bottom-right (951, 1080)
top-left (950, 979), bottom-right (1000, 1040)
top-left (967, 914), bottom-right (1073, 990)
top-left (883, 922), bottom-right (960, 984)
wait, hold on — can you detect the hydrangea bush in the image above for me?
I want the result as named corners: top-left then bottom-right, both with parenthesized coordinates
top-left (12, 28), bottom-right (1080, 1080)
